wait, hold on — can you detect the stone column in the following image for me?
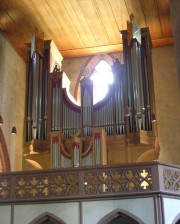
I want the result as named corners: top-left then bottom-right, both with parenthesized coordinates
top-left (169, 0), bottom-right (180, 87)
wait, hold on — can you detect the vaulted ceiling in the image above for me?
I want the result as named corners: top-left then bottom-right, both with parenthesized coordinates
top-left (0, 0), bottom-right (173, 61)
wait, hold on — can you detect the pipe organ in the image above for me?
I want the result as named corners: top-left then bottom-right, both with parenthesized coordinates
top-left (24, 24), bottom-right (158, 169)
top-left (122, 27), bottom-right (156, 134)
top-left (26, 42), bottom-right (49, 143)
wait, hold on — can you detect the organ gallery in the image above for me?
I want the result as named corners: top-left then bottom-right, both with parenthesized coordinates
top-left (23, 18), bottom-right (160, 170)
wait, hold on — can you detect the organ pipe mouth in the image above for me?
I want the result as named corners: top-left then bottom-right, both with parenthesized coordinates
top-left (137, 112), bottom-right (142, 119)
top-left (151, 113), bottom-right (156, 122)
top-left (125, 107), bottom-right (131, 117)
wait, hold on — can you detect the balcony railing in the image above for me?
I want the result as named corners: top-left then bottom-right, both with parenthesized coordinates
top-left (0, 162), bottom-right (179, 203)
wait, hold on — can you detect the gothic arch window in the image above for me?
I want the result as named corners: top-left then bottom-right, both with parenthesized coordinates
top-left (172, 213), bottom-right (180, 224)
top-left (90, 60), bottom-right (114, 104)
top-left (74, 54), bottom-right (115, 104)
top-left (0, 127), bottom-right (11, 172)
top-left (28, 212), bottom-right (67, 224)
top-left (97, 209), bottom-right (144, 224)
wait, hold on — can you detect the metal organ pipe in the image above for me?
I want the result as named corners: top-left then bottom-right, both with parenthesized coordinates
top-left (54, 85), bottom-right (57, 131)
top-left (52, 86), bottom-right (55, 131)
top-left (143, 56), bottom-right (151, 131)
top-left (43, 55), bottom-right (48, 140)
top-left (120, 78), bottom-right (125, 133)
top-left (31, 52), bottom-right (40, 139)
top-left (62, 102), bottom-right (66, 136)
top-left (81, 78), bottom-right (93, 137)
top-left (57, 85), bottom-right (60, 130)
top-left (55, 85), bottom-right (58, 131)
top-left (133, 43), bottom-right (141, 130)
top-left (38, 58), bottom-right (43, 139)
top-left (26, 52), bottom-right (32, 141)
top-left (61, 91), bottom-right (81, 139)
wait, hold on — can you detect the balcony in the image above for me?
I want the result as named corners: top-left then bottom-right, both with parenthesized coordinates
top-left (0, 162), bottom-right (179, 203)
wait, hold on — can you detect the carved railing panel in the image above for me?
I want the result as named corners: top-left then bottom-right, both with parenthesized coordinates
top-left (163, 168), bottom-right (180, 192)
top-left (84, 167), bottom-right (152, 195)
top-left (15, 172), bottom-right (79, 200)
top-left (0, 177), bottom-right (11, 200)
top-left (0, 162), bottom-right (179, 203)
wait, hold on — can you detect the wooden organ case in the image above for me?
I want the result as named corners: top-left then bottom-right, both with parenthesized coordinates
top-left (23, 26), bottom-right (159, 170)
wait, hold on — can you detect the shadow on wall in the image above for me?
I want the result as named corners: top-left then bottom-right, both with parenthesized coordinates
top-left (97, 208), bottom-right (144, 224)
top-left (0, 127), bottom-right (11, 172)
top-left (28, 212), bottom-right (66, 224)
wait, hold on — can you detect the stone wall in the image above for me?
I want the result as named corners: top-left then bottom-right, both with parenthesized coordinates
top-left (0, 198), bottom-right (155, 224)
top-left (152, 46), bottom-right (180, 164)
top-left (0, 33), bottom-right (26, 171)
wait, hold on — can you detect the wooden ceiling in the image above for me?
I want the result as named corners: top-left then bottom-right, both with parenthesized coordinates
top-left (0, 0), bottom-right (173, 60)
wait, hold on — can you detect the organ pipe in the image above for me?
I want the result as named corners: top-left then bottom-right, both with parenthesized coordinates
top-left (26, 41), bottom-right (51, 143)
top-left (121, 26), bottom-right (156, 135)
top-left (80, 77), bottom-right (93, 137)
top-left (26, 51), bottom-right (32, 141)
top-left (31, 52), bottom-right (40, 138)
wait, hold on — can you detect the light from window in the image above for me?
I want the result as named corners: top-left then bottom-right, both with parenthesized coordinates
top-left (90, 60), bottom-right (114, 104)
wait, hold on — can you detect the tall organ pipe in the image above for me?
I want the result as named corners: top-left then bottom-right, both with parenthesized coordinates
top-left (31, 51), bottom-right (41, 139)
top-left (43, 51), bottom-right (49, 140)
top-left (26, 51), bottom-right (32, 141)
top-left (37, 58), bottom-right (43, 139)
top-left (80, 78), bottom-right (93, 137)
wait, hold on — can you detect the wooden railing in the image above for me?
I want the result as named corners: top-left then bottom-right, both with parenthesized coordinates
top-left (0, 162), bottom-right (179, 203)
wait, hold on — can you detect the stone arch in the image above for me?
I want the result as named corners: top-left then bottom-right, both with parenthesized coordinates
top-left (0, 127), bottom-right (11, 172)
top-left (28, 212), bottom-right (67, 224)
top-left (74, 54), bottom-right (115, 102)
top-left (172, 213), bottom-right (180, 224)
top-left (97, 208), bottom-right (144, 224)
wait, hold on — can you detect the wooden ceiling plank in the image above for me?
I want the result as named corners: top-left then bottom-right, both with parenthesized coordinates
top-left (140, 0), bottom-right (162, 39)
top-left (77, 0), bottom-right (110, 46)
top-left (21, 0), bottom-right (61, 47)
top-left (155, 0), bottom-right (172, 37)
top-left (0, 7), bottom-right (10, 32)
top-left (21, 0), bottom-right (69, 50)
top-left (124, 0), bottom-right (146, 27)
top-left (109, 0), bottom-right (129, 32)
top-left (36, 0), bottom-right (71, 49)
top-left (45, 0), bottom-right (84, 49)
top-left (94, 0), bottom-right (121, 44)
top-left (5, 9), bottom-right (32, 42)
top-left (0, 6), bottom-right (25, 54)
top-left (61, 0), bottom-right (97, 48)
